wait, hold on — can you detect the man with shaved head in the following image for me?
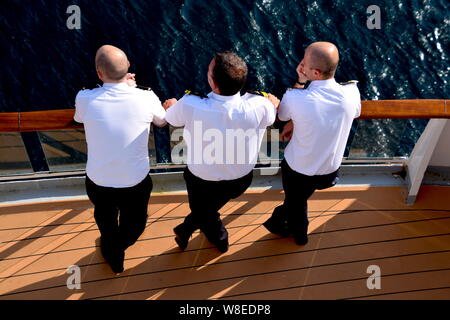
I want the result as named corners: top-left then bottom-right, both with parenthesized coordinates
top-left (263, 41), bottom-right (361, 245)
top-left (95, 45), bottom-right (130, 81)
top-left (74, 45), bottom-right (166, 273)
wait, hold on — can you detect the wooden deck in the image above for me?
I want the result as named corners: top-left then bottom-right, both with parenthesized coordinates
top-left (0, 185), bottom-right (449, 300)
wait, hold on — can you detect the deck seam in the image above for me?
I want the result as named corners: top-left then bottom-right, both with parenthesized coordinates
top-left (3, 208), bottom-right (449, 233)
top-left (217, 268), bottom-right (450, 300)
top-left (2, 230), bottom-right (450, 280)
top-left (2, 232), bottom-right (449, 284)
top-left (3, 249), bottom-right (450, 299)
top-left (2, 215), bottom-right (449, 246)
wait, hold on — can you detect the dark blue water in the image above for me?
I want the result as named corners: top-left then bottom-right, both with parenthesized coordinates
top-left (1, 0), bottom-right (449, 156)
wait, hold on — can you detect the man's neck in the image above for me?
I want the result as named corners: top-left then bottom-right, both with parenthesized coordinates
top-left (312, 76), bottom-right (334, 81)
top-left (103, 80), bottom-right (126, 84)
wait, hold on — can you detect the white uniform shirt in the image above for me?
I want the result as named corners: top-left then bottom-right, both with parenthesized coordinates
top-left (165, 91), bottom-right (276, 181)
top-left (74, 82), bottom-right (166, 188)
top-left (278, 79), bottom-right (361, 176)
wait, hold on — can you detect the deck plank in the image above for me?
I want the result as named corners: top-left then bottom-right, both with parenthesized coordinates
top-left (0, 185), bottom-right (449, 300)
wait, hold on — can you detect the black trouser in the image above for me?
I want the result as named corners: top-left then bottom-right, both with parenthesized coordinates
top-left (270, 159), bottom-right (338, 237)
top-left (85, 173), bottom-right (152, 258)
top-left (180, 167), bottom-right (253, 243)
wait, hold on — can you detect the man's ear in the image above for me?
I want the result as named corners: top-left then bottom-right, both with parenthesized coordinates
top-left (314, 69), bottom-right (321, 78)
top-left (97, 69), bottom-right (104, 81)
top-left (212, 80), bottom-right (221, 95)
top-left (128, 61), bottom-right (130, 68)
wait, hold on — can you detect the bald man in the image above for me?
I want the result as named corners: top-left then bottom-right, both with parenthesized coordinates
top-left (74, 45), bottom-right (166, 273)
top-left (263, 42), bottom-right (361, 245)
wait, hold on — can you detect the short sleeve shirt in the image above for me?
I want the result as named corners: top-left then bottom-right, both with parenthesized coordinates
top-left (165, 91), bottom-right (276, 181)
top-left (74, 82), bottom-right (166, 187)
top-left (278, 79), bottom-right (361, 176)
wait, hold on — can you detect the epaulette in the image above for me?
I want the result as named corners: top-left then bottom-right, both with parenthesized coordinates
top-left (136, 85), bottom-right (152, 91)
top-left (247, 90), bottom-right (269, 98)
top-left (185, 89), bottom-right (207, 98)
top-left (339, 80), bottom-right (358, 85)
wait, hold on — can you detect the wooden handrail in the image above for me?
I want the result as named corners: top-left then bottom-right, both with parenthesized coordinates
top-left (0, 99), bottom-right (448, 132)
top-left (360, 99), bottom-right (448, 119)
top-left (0, 112), bottom-right (20, 132)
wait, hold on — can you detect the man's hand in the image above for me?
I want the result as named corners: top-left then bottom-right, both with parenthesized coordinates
top-left (267, 93), bottom-right (280, 109)
top-left (163, 98), bottom-right (178, 110)
top-left (294, 60), bottom-right (308, 88)
top-left (125, 73), bottom-right (136, 87)
top-left (280, 120), bottom-right (293, 142)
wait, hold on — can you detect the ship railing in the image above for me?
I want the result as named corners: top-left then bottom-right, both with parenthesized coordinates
top-left (0, 99), bottom-right (448, 204)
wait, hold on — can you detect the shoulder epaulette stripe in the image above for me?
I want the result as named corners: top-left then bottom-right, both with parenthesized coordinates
top-left (247, 90), bottom-right (269, 98)
top-left (137, 85), bottom-right (153, 91)
top-left (185, 90), bottom-right (207, 98)
top-left (339, 80), bottom-right (358, 85)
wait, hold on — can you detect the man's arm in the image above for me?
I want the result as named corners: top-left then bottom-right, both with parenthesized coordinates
top-left (264, 93), bottom-right (280, 126)
top-left (163, 97), bottom-right (187, 127)
top-left (152, 106), bottom-right (167, 127)
top-left (280, 120), bottom-right (293, 142)
top-left (277, 65), bottom-right (309, 140)
top-left (163, 98), bottom-right (178, 110)
top-left (73, 91), bottom-right (86, 123)
top-left (277, 91), bottom-right (296, 141)
top-left (149, 91), bottom-right (167, 127)
top-left (266, 93), bottom-right (280, 109)
top-left (127, 77), bottom-right (167, 127)
top-left (353, 85), bottom-right (362, 118)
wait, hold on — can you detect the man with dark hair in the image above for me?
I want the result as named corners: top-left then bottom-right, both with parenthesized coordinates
top-left (263, 41), bottom-right (361, 245)
top-left (74, 45), bottom-right (167, 273)
top-left (163, 51), bottom-right (279, 253)
top-left (211, 51), bottom-right (248, 95)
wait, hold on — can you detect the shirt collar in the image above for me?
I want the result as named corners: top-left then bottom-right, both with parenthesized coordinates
top-left (307, 78), bottom-right (337, 89)
top-left (102, 82), bottom-right (131, 89)
top-left (208, 91), bottom-right (242, 102)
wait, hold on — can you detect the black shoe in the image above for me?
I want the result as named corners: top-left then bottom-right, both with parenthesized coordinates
top-left (215, 239), bottom-right (229, 253)
top-left (109, 258), bottom-right (124, 274)
top-left (293, 234), bottom-right (308, 246)
top-left (203, 230), bottom-right (229, 253)
top-left (100, 243), bottom-right (124, 274)
top-left (263, 218), bottom-right (290, 237)
top-left (173, 225), bottom-right (190, 250)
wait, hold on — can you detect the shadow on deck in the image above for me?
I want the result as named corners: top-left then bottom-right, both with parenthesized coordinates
top-left (0, 185), bottom-right (450, 300)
